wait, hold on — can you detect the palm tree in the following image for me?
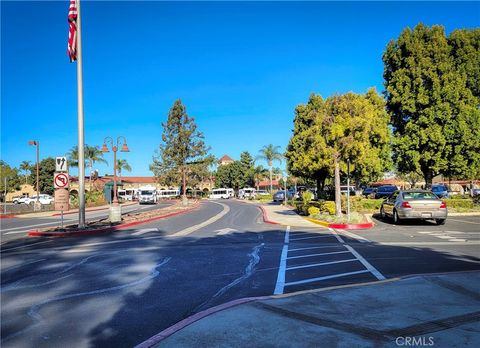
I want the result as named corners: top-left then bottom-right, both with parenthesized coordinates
top-left (256, 144), bottom-right (283, 193)
top-left (68, 145), bottom-right (108, 190)
top-left (253, 165), bottom-right (269, 191)
top-left (116, 159), bottom-right (132, 182)
top-left (19, 160), bottom-right (31, 184)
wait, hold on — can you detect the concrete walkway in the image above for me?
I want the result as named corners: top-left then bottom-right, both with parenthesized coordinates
top-left (260, 203), bottom-right (321, 228)
top-left (145, 271), bottom-right (480, 347)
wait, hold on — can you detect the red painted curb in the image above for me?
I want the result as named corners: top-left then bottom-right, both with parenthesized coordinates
top-left (0, 215), bottom-right (16, 219)
top-left (28, 202), bottom-right (201, 237)
top-left (135, 296), bottom-right (269, 348)
top-left (328, 222), bottom-right (374, 230)
top-left (259, 206), bottom-right (279, 225)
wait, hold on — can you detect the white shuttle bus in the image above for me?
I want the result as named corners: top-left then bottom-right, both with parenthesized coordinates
top-left (118, 189), bottom-right (137, 201)
top-left (138, 185), bottom-right (158, 204)
top-left (158, 189), bottom-right (180, 199)
top-left (239, 187), bottom-right (256, 199)
top-left (209, 188), bottom-right (232, 199)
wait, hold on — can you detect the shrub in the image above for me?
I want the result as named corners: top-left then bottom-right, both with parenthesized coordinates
top-left (308, 206), bottom-right (320, 216)
top-left (302, 191), bottom-right (313, 203)
top-left (444, 198), bottom-right (474, 209)
top-left (321, 201), bottom-right (336, 215)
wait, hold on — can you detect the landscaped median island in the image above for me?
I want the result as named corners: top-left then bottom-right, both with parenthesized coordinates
top-left (290, 193), bottom-right (480, 228)
top-left (28, 200), bottom-right (200, 237)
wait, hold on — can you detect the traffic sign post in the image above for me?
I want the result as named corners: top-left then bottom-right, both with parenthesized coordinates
top-left (56, 157), bottom-right (68, 172)
top-left (54, 173), bottom-right (69, 189)
top-left (55, 188), bottom-right (70, 228)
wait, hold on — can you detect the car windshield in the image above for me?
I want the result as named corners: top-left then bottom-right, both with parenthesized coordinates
top-left (403, 192), bottom-right (439, 200)
top-left (140, 190), bottom-right (153, 195)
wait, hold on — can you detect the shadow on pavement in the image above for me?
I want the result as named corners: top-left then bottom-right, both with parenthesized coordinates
top-left (1, 225), bottom-right (479, 347)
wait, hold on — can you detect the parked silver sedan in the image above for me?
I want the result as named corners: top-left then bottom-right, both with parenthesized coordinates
top-left (380, 190), bottom-right (448, 225)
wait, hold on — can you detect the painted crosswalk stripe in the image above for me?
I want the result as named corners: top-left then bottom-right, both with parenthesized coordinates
top-left (287, 251), bottom-right (350, 260)
top-left (289, 235), bottom-right (333, 241)
top-left (286, 258), bottom-right (357, 271)
top-left (285, 270), bottom-right (370, 287)
top-left (435, 235), bottom-right (453, 239)
top-left (448, 238), bottom-right (467, 242)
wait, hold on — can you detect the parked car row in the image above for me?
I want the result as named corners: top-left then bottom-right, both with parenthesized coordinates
top-left (12, 194), bottom-right (54, 205)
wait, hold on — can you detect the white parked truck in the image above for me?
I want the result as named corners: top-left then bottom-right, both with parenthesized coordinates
top-left (138, 185), bottom-right (158, 204)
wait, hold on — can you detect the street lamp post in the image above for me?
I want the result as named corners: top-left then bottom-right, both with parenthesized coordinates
top-left (102, 136), bottom-right (129, 222)
top-left (347, 158), bottom-right (351, 222)
top-left (28, 140), bottom-right (41, 211)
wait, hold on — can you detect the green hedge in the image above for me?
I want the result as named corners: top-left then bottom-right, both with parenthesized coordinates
top-left (444, 198), bottom-right (474, 209)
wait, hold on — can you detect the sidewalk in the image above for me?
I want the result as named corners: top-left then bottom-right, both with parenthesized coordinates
top-left (141, 271), bottom-right (480, 348)
top-left (15, 201), bottom-right (138, 218)
top-left (260, 203), bottom-right (322, 228)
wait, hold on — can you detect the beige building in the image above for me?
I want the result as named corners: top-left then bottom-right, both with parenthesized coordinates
top-left (6, 184), bottom-right (37, 202)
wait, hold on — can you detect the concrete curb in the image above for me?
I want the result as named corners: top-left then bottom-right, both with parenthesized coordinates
top-left (259, 206), bottom-right (280, 225)
top-left (134, 296), bottom-right (270, 348)
top-left (0, 214), bottom-right (16, 219)
top-left (305, 217), bottom-right (374, 230)
top-left (28, 202), bottom-right (201, 237)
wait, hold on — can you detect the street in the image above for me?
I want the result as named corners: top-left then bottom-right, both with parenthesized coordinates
top-left (1, 200), bottom-right (479, 347)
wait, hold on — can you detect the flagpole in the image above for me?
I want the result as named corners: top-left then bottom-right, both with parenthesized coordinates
top-left (76, 0), bottom-right (86, 228)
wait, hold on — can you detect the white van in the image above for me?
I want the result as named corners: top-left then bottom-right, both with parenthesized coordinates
top-left (209, 188), bottom-right (231, 199)
top-left (138, 185), bottom-right (158, 204)
top-left (158, 189), bottom-right (180, 199)
top-left (239, 187), bottom-right (256, 199)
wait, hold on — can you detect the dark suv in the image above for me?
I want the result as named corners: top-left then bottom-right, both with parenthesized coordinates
top-left (375, 185), bottom-right (397, 199)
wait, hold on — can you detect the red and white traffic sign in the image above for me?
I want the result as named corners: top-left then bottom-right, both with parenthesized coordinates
top-left (54, 173), bottom-right (69, 188)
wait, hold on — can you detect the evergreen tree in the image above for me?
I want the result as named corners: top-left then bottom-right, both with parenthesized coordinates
top-left (150, 99), bottom-right (211, 203)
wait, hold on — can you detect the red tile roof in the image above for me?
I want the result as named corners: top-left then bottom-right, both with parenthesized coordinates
top-left (219, 155), bottom-right (234, 162)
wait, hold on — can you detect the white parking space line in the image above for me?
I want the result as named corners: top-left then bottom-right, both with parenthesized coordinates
top-left (449, 238), bottom-right (467, 242)
top-left (344, 245), bottom-right (385, 280)
top-left (274, 226), bottom-right (290, 295)
top-left (435, 235), bottom-right (454, 239)
top-left (284, 270), bottom-right (370, 287)
top-left (336, 229), bottom-right (371, 243)
top-left (289, 235), bottom-right (333, 241)
top-left (418, 232), bottom-right (434, 234)
top-left (289, 245), bottom-right (344, 252)
top-left (132, 228), bottom-right (159, 236)
top-left (286, 258), bottom-right (357, 271)
top-left (287, 251), bottom-right (350, 260)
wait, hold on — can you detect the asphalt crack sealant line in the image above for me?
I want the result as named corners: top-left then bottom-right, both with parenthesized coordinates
top-left (193, 242), bottom-right (265, 313)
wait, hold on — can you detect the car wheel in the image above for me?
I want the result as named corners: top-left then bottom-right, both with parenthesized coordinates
top-left (436, 219), bottom-right (446, 225)
top-left (393, 209), bottom-right (400, 224)
top-left (380, 206), bottom-right (386, 219)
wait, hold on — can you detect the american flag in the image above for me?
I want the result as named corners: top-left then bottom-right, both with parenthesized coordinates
top-left (67, 0), bottom-right (78, 62)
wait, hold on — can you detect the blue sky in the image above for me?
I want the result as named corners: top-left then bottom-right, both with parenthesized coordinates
top-left (2, 1), bottom-right (479, 176)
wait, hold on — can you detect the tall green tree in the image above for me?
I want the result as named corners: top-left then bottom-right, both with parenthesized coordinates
top-left (286, 94), bottom-right (331, 191)
top-left (0, 161), bottom-right (22, 200)
top-left (256, 144), bottom-right (283, 193)
top-left (383, 24), bottom-right (480, 186)
top-left (215, 161), bottom-right (246, 190)
top-left (19, 160), bottom-right (31, 184)
top-left (240, 151), bottom-right (255, 187)
top-left (116, 159), bottom-right (132, 181)
top-left (150, 99), bottom-right (211, 203)
top-left (28, 157), bottom-right (56, 195)
top-left (286, 89), bottom-right (391, 215)
top-left (68, 145), bottom-right (108, 190)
